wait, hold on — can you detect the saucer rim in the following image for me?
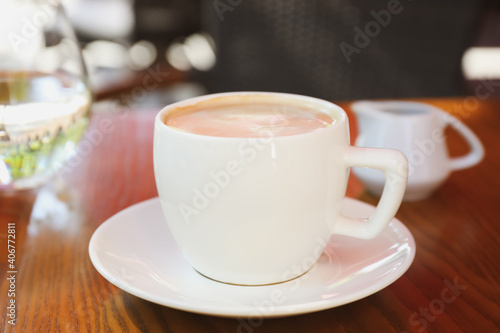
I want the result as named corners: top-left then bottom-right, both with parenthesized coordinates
top-left (89, 197), bottom-right (416, 318)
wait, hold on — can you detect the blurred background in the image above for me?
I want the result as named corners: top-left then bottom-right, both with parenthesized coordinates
top-left (66, 0), bottom-right (500, 109)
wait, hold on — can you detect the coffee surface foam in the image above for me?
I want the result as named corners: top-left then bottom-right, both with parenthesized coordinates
top-left (164, 102), bottom-right (334, 138)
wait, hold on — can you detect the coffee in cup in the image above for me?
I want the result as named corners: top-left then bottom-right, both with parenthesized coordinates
top-left (164, 98), bottom-right (334, 138)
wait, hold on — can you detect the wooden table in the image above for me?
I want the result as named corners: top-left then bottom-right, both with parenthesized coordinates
top-left (1, 97), bottom-right (499, 332)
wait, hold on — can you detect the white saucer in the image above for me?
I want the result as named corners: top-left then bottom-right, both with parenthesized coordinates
top-left (89, 197), bottom-right (415, 318)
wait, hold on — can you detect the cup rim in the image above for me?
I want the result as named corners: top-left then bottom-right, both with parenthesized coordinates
top-left (350, 100), bottom-right (443, 118)
top-left (155, 91), bottom-right (347, 140)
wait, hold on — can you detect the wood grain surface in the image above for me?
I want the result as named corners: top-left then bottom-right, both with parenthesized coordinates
top-left (1, 97), bottom-right (499, 332)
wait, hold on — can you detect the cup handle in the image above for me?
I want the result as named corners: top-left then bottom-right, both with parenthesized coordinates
top-left (335, 147), bottom-right (408, 239)
top-left (442, 113), bottom-right (485, 171)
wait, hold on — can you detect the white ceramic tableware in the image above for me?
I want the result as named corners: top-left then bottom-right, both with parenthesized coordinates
top-left (351, 101), bottom-right (484, 201)
top-left (89, 197), bottom-right (416, 318)
top-left (154, 92), bottom-right (408, 285)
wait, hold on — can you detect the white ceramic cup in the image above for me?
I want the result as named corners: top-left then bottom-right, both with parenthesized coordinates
top-left (154, 92), bottom-right (408, 286)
